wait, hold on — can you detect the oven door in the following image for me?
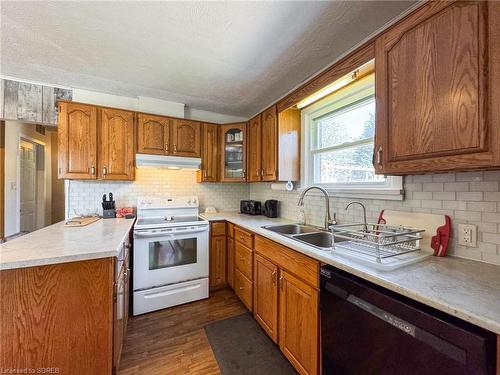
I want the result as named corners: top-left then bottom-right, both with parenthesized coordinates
top-left (133, 225), bottom-right (209, 291)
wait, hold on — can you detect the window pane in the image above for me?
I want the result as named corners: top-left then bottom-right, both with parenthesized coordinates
top-left (314, 143), bottom-right (385, 184)
top-left (313, 98), bottom-right (375, 150)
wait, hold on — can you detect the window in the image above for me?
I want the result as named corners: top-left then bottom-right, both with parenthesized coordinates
top-left (302, 74), bottom-right (402, 199)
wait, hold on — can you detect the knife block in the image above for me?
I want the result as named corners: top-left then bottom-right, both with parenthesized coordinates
top-left (103, 209), bottom-right (116, 219)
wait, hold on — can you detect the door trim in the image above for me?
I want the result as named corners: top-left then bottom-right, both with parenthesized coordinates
top-left (0, 121), bottom-right (5, 242)
top-left (18, 136), bottom-right (45, 233)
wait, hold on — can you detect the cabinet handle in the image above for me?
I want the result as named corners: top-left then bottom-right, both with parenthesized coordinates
top-left (204, 170), bottom-right (208, 178)
top-left (90, 166), bottom-right (96, 175)
top-left (279, 274), bottom-right (284, 290)
top-left (261, 168), bottom-right (265, 177)
top-left (376, 146), bottom-right (383, 166)
top-left (239, 286), bottom-right (244, 291)
top-left (272, 270), bottom-right (277, 285)
top-left (173, 145), bottom-right (177, 153)
top-left (256, 169), bottom-right (260, 177)
top-left (165, 144), bottom-right (169, 152)
top-left (103, 166), bottom-right (108, 176)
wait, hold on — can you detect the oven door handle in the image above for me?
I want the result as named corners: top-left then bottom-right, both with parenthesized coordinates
top-left (134, 232), bottom-right (175, 238)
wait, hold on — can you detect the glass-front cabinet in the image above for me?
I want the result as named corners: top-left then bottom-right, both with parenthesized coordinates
top-left (220, 123), bottom-right (247, 182)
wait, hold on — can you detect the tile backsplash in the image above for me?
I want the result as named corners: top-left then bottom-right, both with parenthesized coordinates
top-left (249, 171), bottom-right (500, 265)
top-left (67, 168), bottom-right (249, 217)
top-left (68, 167), bottom-right (500, 265)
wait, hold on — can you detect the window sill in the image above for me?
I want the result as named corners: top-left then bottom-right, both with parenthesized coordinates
top-left (271, 183), bottom-right (404, 201)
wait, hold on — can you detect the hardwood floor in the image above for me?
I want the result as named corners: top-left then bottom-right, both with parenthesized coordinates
top-left (119, 288), bottom-right (247, 375)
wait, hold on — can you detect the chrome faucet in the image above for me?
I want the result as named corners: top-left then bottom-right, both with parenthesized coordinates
top-left (297, 186), bottom-right (337, 230)
top-left (346, 201), bottom-right (368, 232)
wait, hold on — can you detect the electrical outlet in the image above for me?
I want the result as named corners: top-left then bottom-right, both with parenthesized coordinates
top-left (458, 224), bottom-right (477, 247)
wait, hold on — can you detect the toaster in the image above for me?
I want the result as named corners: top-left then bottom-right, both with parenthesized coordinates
top-left (240, 200), bottom-right (262, 215)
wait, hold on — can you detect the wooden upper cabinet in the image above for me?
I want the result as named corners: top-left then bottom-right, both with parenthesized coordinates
top-left (198, 123), bottom-right (219, 182)
top-left (279, 270), bottom-right (318, 375)
top-left (171, 119), bottom-right (201, 157)
top-left (261, 106), bottom-right (278, 181)
top-left (248, 114), bottom-right (262, 182)
top-left (137, 113), bottom-right (170, 155)
top-left (254, 254), bottom-right (279, 344)
top-left (220, 123), bottom-right (247, 182)
top-left (375, 1), bottom-right (500, 174)
top-left (278, 108), bottom-right (301, 182)
top-left (99, 108), bottom-right (135, 180)
top-left (58, 102), bottom-right (98, 179)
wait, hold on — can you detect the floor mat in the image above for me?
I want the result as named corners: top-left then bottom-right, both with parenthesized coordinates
top-left (205, 312), bottom-right (297, 375)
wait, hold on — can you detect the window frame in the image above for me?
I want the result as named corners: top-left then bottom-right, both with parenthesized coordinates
top-left (300, 74), bottom-right (403, 200)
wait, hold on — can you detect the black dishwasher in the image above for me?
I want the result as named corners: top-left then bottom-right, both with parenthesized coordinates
top-left (320, 265), bottom-right (496, 375)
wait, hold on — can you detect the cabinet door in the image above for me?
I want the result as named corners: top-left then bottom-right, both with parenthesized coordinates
top-left (210, 235), bottom-right (227, 290)
top-left (247, 114), bottom-right (262, 182)
top-left (279, 270), bottom-right (318, 375)
top-left (261, 106), bottom-right (278, 181)
top-left (123, 253), bottom-right (130, 334)
top-left (113, 268), bottom-right (125, 370)
top-left (254, 254), bottom-right (278, 343)
top-left (220, 123), bottom-right (247, 182)
top-left (375, 1), bottom-right (500, 174)
top-left (99, 108), bottom-right (135, 180)
top-left (234, 269), bottom-right (253, 312)
top-left (58, 102), bottom-right (97, 179)
top-left (172, 119), bottom-right (201, 157)
top-left (137, 113), bottom-right (170, 155)
top-left (200, 123), bottom-right (219, 182)
top-left (227, 236), bottom-right (235, 289)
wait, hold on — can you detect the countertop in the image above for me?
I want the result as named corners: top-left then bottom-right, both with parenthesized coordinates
top-left (0, 218), bottom-right (135, 271)
top-left (201, 212), bottom-right (500, 335)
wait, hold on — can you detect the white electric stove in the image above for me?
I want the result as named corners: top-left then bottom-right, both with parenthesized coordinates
top-left (133, 196), bottom-right (209, 315)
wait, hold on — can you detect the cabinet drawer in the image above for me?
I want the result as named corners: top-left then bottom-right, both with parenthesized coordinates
top-left (235, 242), bottom-right (253, 281)
top-left (255, 235), bottom-right (319, 288)
top-left (211, 222), bottom-right (226, 236)
top-left (227, 222), bottom-right (235, 239)
top-left (235, 269), bottom-right (253, 312)
top-left (235, 227), bottom-right (253, 248)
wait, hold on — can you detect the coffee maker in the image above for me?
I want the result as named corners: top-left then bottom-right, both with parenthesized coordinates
top-left (262, 200), bottom-right (278, 218)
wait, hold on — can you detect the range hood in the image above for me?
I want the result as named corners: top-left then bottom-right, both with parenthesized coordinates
top-left (135, 154), bottom-right (201, 170)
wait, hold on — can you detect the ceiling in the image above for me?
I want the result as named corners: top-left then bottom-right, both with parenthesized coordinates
top-left (1, 1), bottom-right (416, 118)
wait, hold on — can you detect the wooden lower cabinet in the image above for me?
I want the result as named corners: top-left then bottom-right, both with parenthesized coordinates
top-left (279, 270), bottom-right (319, 375)
top-left (234, 268), bottom-right (253, 311)
top-left (0, 258), bottom-right (115, 374)
top-left (113, 248), bottom-right (130, 371)
top-left (227, 236), bottom-right (235, 289)
top-left (210, 234), bottom-right (227, 290)
top-left (254, 254), bottom-right (279, 343)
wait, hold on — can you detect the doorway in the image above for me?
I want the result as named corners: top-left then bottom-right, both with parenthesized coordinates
top-left (19, 139), bottom-right (45, 233)
top-left (3, 121), bottom-right (64, 240)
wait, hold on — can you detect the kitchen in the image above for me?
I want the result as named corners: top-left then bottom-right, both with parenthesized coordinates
top-left (1, 1), bottom-right (500, 374)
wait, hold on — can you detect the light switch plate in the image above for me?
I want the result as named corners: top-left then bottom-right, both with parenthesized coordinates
top-left (458, 224), bottom-right (477, 247)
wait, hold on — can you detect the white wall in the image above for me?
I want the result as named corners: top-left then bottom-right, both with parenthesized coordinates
top-left (4, 121), bottom-right (53, 236)
top-left (71, 89), bottom-right (186, 118)
top-left (184, 107), bottom-right (247, 124)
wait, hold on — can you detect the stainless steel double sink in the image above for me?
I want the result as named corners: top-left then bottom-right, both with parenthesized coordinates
top-left (262, 224), bottom-right (344, 250)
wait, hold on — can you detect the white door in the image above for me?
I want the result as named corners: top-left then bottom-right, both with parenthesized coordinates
top-left (20, 140), bottom-right (37, 233)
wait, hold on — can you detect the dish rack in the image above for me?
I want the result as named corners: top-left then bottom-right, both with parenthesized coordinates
top-left (330, 223), bottom-right (425, 263)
